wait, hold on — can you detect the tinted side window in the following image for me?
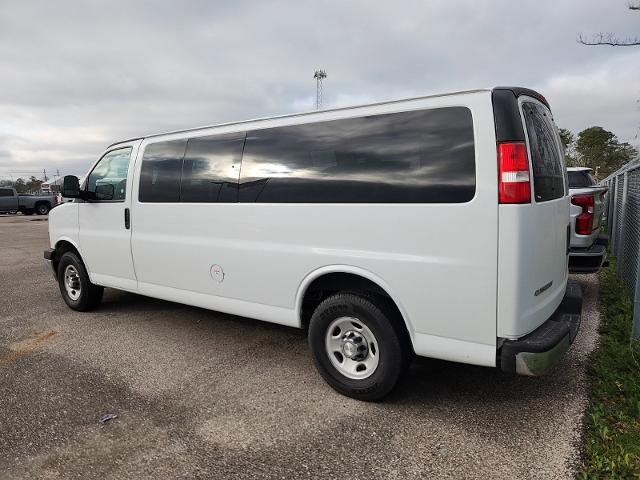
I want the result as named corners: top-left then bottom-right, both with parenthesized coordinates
top-left (181, 133), bottom-right (245, 203)
top-left (139, 140), bottom-right (187, 202)
top-left (0, 188), bottom-right (13, 197)
top-left (568, 170), bottom-right (596, 188)
top-left (239, 107), bottom-right (475, 203)
top-left (522, 102), bottom-right (564, 202)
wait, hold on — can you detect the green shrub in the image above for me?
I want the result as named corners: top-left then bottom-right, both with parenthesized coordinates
top-left (581, 261), bottom-right (640, 479)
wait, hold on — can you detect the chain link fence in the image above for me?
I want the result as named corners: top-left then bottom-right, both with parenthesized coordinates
top-left (601, 158), bottom-right (640, 338)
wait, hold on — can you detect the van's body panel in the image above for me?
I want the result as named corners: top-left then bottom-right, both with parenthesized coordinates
top-left (495, 94), bottom-right (569, 339)
top-left (47, 202), bottom-right (80, 257)
top-left (496, 203), bottom-right (568, 338)
top-left (77, 140), bottom-right (142, 291)
top-left (47, 86), bottom-right (579, 378)
top-left (127, 91), bottom-right (500, 366)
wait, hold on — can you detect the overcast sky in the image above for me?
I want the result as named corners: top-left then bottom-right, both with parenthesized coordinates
top-left (1, 0), bottom-right (638, 180)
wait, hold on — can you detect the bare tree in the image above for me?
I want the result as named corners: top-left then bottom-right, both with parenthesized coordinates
top-left (577, 1), bottom-right (640, 46)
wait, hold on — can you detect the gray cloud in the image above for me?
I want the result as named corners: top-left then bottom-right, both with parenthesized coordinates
top-left (1, 0), bottom-right (638, 179)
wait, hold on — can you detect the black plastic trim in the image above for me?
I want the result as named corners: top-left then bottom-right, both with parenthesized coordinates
top-left (492, 86), bottom-right (553, 144)
top-left (491, 89), bottom-right (526, 143)
top-left (494, 86), bottom-right (550, 109)
top-left (44, 248), bottom-right (56, 261)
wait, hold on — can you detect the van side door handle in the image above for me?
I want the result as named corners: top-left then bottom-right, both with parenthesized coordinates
top-left (124, 208), bottom-right (130, 229)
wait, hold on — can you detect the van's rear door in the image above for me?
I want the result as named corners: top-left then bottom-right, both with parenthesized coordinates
top-left (496, 91), bottom-right (569, 338)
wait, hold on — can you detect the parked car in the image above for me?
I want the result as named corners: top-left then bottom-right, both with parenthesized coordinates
top-left (567, 167), bottom-right (608, 273)
top-left (0, 187), bottom-right (58, 215)
top-left (45, 87), bottom-right (582, 400)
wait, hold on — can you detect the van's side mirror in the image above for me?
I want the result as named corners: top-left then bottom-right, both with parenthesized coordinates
top-left (61, 175), bottom-right (81, 198)
top-left (95, 184), bottom-right (114, 201)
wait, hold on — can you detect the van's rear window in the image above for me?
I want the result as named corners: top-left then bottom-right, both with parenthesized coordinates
top-left (522, 102), bottom-right (565, 202)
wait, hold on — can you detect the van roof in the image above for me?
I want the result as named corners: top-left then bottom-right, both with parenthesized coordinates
top-left (107, 86), bottom-right (546, 149)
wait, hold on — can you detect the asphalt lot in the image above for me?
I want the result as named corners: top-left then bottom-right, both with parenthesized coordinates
top-left (0, 215), bottom-right (600, 479)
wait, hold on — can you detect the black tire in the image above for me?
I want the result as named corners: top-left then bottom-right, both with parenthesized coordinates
top-left (36, 203), bottom-right (50, 215)
top-left (308, 292), bottom-right (411, 401)
top-left (57, 251), bottom-right (104, 311)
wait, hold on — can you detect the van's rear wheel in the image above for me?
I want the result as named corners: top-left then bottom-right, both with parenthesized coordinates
top-left (308, 292), bottom-right (410, 401)
top-left (57, 251), bottom-right (104, 311)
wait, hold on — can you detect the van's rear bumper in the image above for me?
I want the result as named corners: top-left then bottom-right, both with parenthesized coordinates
top-left (499, 281), bottom-right (582, 376)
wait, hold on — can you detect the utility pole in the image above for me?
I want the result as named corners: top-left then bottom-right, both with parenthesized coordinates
top-left (313, 69), bottom-right (327, 110)
top-left (43, 168), bottom-right (48, 182)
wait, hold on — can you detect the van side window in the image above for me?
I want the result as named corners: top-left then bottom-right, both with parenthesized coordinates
top-left (139, 140), bottom-right (187, 202)
top-left (522, 102), bottom-right (564, 202)
top-left (86, 147), bottom-right (132, 202)
top-left (239, 107), bottom-right (475, 203)
top-left (181, 133), bottom-right (245, 203)
top-left (0, 188), bottom-right (13, 197)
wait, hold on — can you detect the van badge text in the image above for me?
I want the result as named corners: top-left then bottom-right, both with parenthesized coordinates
top-left (534, 281), bottom-right (553, 297)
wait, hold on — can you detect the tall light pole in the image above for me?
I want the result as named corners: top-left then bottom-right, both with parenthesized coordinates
top-left (313, 69), bottom-right (327, 110)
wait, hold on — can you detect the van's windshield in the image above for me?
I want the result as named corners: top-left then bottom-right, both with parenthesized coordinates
top-left (521, 102), bottom-right (565, 202)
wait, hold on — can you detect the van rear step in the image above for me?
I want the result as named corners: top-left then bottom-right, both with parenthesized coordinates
top-left (499, 281), bottom-right (582, 376)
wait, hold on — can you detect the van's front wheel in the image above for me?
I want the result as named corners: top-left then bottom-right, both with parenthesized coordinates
top-left (308, 293), bottom-right (410, 401)
top-left (57, 252), bottom-right (104, 311)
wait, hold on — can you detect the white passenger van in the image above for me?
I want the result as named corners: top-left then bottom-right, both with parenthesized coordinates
top-left (46, 87), bottom-right (582, 400)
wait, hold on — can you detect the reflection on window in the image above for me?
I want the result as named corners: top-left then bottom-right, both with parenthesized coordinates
top-left (522, 102), bottom-right (564, 202)
top-left (240, 107), bottom-right (475, 203)
top-left (138, 140), bottom-right (187, 203)
top-left (86, 147), bottom-right (132, 201)
top-left (181, 133), bottom-right (245, 203)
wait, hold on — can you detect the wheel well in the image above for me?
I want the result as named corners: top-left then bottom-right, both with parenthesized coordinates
top-left (53, 240), bottom-right (80, 274)
top-left (300, 272), bottom-right (409, 336)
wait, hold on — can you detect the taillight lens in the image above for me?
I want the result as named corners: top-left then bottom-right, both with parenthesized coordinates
top-left (571, 194), bottom-right (594, 235)
top-left (498, 142), bottom-right (531, 204)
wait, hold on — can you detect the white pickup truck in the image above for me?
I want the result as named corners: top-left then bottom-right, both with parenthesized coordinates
top-left (567, 167), bottom-right (608, 273)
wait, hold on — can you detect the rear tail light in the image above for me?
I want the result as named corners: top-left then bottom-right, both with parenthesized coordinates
top-left (571, 194), bottom-right (594, 235)
top-left (498, 142), bottom-right (531, 204)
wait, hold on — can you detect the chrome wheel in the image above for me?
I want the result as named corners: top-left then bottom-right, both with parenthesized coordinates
top-left (63, 265), bottom-right (81, 301)
top-left (325, 316), bottom-right (379, 379)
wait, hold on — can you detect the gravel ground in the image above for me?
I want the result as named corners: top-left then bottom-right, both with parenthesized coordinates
top-left (0, 215), bottom-right (600, 479)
